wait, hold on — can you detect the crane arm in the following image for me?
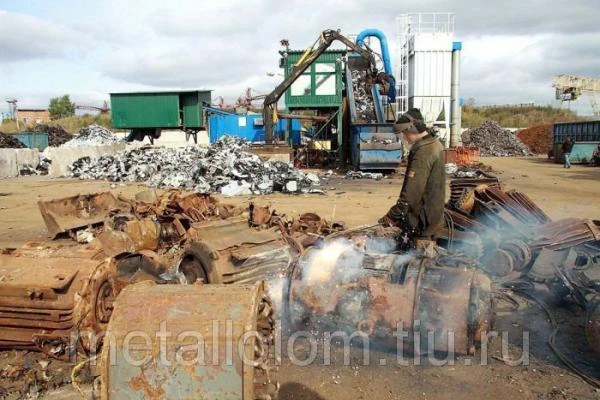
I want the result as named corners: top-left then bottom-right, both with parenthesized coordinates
top-left (553, 75), bottom-right (600, 98)
top-left (553, 74), bottom-right (600, 116)
top-left (263, 29), bottom-right (379, 143)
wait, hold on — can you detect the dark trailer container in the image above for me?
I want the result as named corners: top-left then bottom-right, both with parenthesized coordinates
top-left (110, 90), bottom-right (212, 143)
top-left (552, 120), bottom-right (600, 163)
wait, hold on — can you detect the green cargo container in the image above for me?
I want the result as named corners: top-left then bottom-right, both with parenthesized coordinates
top-left (110, 90), bottom-right (211, 143)
top-left (110, 90), bottom-right (211, 129)
top-left (283, 50), bottom-right (345, 108)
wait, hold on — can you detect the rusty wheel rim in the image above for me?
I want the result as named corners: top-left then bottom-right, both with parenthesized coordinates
top-left (95, 280), bottom-right (116, 323)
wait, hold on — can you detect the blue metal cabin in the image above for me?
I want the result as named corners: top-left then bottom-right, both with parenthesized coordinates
top-left (552, 120), bottom-right (600, 163)
top-left (208, 113), bottom-right (302, 145)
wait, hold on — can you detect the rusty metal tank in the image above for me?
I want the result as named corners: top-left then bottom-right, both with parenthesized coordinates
top-left (99, 281), bottom-right (278, 400)
top-left (287, 239), bottom-right (493, 355)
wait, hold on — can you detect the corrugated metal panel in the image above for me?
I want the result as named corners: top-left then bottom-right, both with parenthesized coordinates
top-left (553, 120), bottom-right (600, 143)
top-left (111, 93), bottom-right (180, 129)
top-left (15, 132), bottom-right (48, 150)
top-left (209, 114), bottom-right (301, 144)
top-left (284, 50), bottom-right (345, 108)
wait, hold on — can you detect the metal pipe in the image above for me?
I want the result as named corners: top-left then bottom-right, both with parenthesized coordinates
top-left (450, 41), bottom-right (462, 148)
top-left (355, 29), bottom-right (392, 75)
top-left (355, 29), bottom-right (396, 103)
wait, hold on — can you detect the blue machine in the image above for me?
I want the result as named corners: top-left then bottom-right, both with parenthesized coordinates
top-left (347, 29), bottom-right (402, 170)
top-left (208, 113), bottom-right (302, 145)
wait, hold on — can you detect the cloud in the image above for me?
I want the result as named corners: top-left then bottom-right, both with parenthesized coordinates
top-left (0, 10), bottom-right (80, 63)
top-left (1, 1), bottom-right (599, 115)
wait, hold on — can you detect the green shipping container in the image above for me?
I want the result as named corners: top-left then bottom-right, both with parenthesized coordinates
top-left (283, 50), bottom-right (345, 108)
top-left (110, 90), bottom-right (212, 129)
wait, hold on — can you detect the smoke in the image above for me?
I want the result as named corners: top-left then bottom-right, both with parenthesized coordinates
top-left (265, 276), bottom-right (287, 318)
top-left (301, 240), bottom-right (356, 285)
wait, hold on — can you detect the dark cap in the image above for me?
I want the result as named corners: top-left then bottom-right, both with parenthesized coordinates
top-left (394, 108), bottom-right (426, 134)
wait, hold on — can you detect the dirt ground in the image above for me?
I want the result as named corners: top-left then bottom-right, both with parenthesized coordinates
top-left (0, 156), bottom-right (599, 399)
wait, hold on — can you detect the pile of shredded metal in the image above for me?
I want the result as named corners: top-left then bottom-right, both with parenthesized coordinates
top-left (61, 124), bottom-right (119, 147)
top-left (69, 136), bottom-right (322, 195)
top-left (345, 171), bottom-right (383, 180)
top-left (462, 120), bottom-right (530, 157)
top-left (351, 70), bottom-right (377, 123)
top-left (33, 124), bottom-right (72, 147)
top-left (0, 132), bottom-right (24, 149)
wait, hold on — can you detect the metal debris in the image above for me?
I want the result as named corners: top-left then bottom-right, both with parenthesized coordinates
top-left (0, 132), bottom-right (24, 149)
top-left (345, 171), bottom-right (383, 180)
top-left (351, 70), bottom-right (377, 123)
top-left (462, 120), bottom-right (530, 157)
top-left (68, 136), bottom-right (321, 194)
top-left (33, 124), bottom-right (72, 147)
top-left (0, 245), bottom-right (122, 356)
top-left (38, 192), bottom-right (131, 237)
top-left (61, 124), bottom-right (119, 147)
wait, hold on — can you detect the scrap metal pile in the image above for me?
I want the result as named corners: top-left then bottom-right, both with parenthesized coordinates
top-left (0, 132), bottom-right (25, 149)
top-left (443, 174), bottom-right (600, 360)
top-left (33, 124), bottom-right (72, 147)
top-left (1, 176), bottom-right (598, 396)
top-left (68, 136), bottom-right (323, 195)
top-left (351, 69), bottom-right (377, 123)
top-left (61, 124), bottom-right (119, 147)
top-left (462, 120), bottom-right (530, 156)
top-left (345, 170), bottom-right (384, 180)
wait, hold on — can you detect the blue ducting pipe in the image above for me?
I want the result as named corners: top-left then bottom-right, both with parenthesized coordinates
top-left (356, 28), bottom-right (396, 104)
top-left (356, 29), bottom-right (393, 75)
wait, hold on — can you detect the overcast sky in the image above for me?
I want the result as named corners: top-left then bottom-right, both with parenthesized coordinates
top-left (0, 0), bottom-right (598, 115)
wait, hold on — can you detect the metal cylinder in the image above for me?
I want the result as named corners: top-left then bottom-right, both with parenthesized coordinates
top-left (450, 42), bottom-right (462, 148)
top-left (100, 282), bottom-right (278, 400)
top-left (288, 243), bottom-right (492, 355)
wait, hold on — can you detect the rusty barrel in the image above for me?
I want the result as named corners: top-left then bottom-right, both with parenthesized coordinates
top-left (100, 281), bottom-right (278, 400)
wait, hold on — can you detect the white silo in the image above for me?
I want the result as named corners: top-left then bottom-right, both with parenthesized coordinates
top-left (396, 13), bottom-right (460, 147)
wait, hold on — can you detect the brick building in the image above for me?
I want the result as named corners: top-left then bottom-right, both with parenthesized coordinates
top-left (18, 109), bottom-right (50, 125)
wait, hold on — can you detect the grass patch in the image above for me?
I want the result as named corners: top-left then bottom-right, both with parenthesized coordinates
top-left (462, 105), bottom-right (583, 128)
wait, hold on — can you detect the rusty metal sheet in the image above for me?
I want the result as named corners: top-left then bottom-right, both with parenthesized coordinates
top-left (100, 281), bottom-right (277, 400)
top-left (97, 220), bottom-right (160, 257)
top-left (38, 192), bottom-right (131, 237)
top-left (190, 219), bottom-right (280, 251)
